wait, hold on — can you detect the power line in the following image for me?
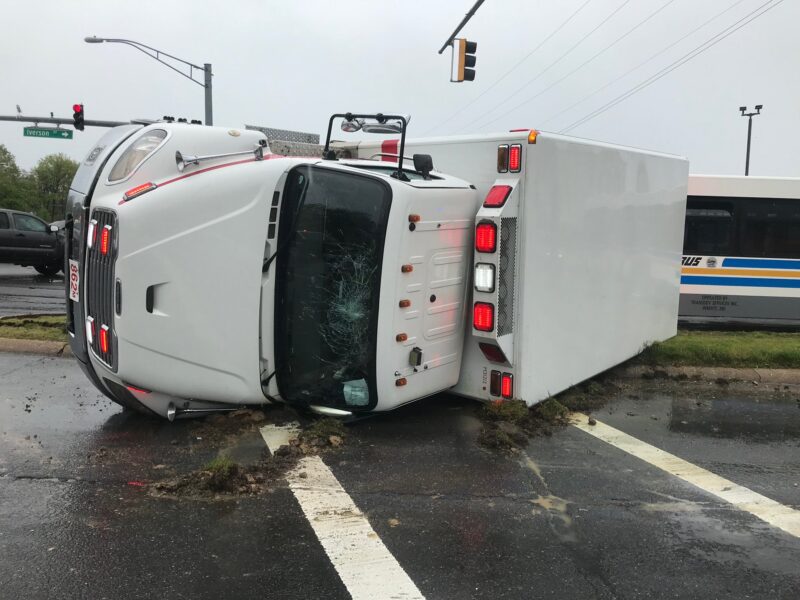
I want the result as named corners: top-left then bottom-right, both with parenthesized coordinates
top-left (456, 0), bottom-right (634, 133)
top-left (422, 0), bottom-right (594, 136)
top-left (538, 0), bottom-right (750, 129)
top-left (561, 0), bottom-right (782, 133)
top-left (475, 0), bottom-right (678, 130)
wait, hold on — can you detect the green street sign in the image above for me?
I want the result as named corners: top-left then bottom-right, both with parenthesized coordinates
top-left (23, 127), bottom-right (73, 140)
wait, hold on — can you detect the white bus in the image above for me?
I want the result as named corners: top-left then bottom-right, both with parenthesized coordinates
top-left (680, 175), bottom-right (800, 327)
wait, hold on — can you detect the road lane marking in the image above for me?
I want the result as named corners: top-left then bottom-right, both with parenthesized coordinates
top-left (259, 423), bottom-right (300, 452)
top-left (570, 412), bottom-right (800, 539)
top-left (260, 424), bottom-right (425, 600)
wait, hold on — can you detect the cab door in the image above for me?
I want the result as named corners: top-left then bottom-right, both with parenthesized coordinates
top-left (0, 211), bottom-right (20, 260)
top-left (12, 213), bottom-right (57, 262)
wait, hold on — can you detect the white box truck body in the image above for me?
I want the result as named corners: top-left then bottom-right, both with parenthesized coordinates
top-left (350, 130), bottom-right (689, 404)
top-left (66, 116), bottom-right (687, 418)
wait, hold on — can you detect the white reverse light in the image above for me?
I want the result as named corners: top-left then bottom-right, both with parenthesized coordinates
top-left (474, 263), bottom-right (496, 293)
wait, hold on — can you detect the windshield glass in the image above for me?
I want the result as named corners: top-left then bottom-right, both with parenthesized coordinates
top-left (275, 165), bottom-right (391, 410)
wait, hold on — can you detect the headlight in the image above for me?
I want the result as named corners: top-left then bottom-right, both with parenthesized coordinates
top-left (108, 129), bottom-right (168, 182)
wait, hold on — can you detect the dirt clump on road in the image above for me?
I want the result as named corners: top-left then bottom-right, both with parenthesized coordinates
top-left (150, 453), bottom-right (288, 499)
top-left (150, 416), bottom-right (347, 500)
top-left (478, 377), bottom-right (623, 454)
top-left (478, 398), bottom-right (569, 454)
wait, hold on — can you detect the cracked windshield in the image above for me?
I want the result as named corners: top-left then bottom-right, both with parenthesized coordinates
top-left (275, 165), bottom-right (391, 409)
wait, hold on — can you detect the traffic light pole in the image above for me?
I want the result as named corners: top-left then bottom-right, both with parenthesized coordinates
top-left (438, 0), bottom-right (485, 54)
top-left (0, 114), bottom-right (132, 128)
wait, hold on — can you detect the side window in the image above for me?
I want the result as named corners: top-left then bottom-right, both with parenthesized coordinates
top-left (740, 199), bottom-right (800, 259)
top-left (0, 213), bottom-right (9, 229)
top-left (683, 197), bottom-right (734, 255)
top-left (13, 214), bottom-right (48, 233)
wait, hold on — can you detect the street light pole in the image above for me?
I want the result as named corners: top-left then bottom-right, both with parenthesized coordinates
top-left (739, 104), bottom-right (762, 176)
top-left (203, 63), bottom-right (213, 127)
top-left (85, 36), bottom-right (213, 126)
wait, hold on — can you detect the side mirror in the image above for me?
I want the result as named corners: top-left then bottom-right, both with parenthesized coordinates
top-left (413, 154), bottom-right (434, 180)
top-left (361, 121), bottom-right (404, 134)
top-left (341, 118), bottom-right (364, 133)
top-left (49, 224), bottom-right (59, 233)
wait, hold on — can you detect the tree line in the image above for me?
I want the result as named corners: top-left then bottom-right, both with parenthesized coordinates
top-left (0, 144), bottom-right (79, 222)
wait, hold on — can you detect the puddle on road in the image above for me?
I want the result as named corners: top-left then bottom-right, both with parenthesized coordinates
top-left (641, 491), bottom-right (800, 576)
top-left (669, 394), bottom-right (800, 440)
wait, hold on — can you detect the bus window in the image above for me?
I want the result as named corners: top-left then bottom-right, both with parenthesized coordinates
top-left (740, 199), bottom-right (800, 259)
top-left (683, 203), bottom-right (734, 255)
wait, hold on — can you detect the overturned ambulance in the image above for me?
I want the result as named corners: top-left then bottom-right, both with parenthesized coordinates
top-left (65, 113), bottom-right (688, 419)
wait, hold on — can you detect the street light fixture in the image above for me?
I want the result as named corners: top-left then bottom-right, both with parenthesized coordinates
top-left (739, 104), bottom-right (763, 176)
top-left (84, 36), bottom-right (213, 126)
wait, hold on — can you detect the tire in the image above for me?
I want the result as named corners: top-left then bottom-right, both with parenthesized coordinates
top-left (34, 264), bottom-right (61, 276)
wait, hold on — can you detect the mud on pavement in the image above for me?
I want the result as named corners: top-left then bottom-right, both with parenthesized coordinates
top-left (475, 371), bottom-right (799, 454)
top-left (149, 413), bottom-right (347, 500)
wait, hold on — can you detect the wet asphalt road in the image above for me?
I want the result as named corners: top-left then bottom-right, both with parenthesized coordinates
top-left (1, 352), bottom-right (799, 599)
top-left (0, 264), bottom-right (65, 317)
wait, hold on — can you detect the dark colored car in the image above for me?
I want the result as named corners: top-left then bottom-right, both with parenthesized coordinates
top-left (0, 208), bottom-right (64, 276)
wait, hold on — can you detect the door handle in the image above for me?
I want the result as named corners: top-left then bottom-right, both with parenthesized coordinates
top-left (15, 233), bottom-right (25, 237)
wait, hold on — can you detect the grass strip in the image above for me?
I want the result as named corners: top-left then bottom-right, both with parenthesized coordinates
top-left (640, 330), bottom-right (800, 369)
top-left (0, 315), bottom-right (68, 342)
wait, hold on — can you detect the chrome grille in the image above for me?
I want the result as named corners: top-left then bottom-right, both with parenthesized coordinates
top-left (86, 208), bottom-right (117, 370)
top-left (498, 217), bottom-right (517, 336)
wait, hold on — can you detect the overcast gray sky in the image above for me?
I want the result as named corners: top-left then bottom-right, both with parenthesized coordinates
top-left (1, 0), bottom-right (796, 175)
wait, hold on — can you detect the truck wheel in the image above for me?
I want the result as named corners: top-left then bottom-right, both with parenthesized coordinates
top-left (34, 264), bottom-right (61, 276)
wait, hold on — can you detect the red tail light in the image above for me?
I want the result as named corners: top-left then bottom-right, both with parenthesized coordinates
top-left (509, 144), bottom-right (522, 172)
top-left (490, 370), bottom-right (501, 396)
top-left (99, 325), bottom-right (110, 353)
top-left (483, 185), bottom-right (512, 208)
top-left (473, 302), bottom-right (494, 332)
top-left (501, 373), bottom-right (513, 399)
top-left (479, 343), bottom-right (507, 364)
top-left (100, 226), bottom-right (111, 256)
top-left (475, 221), bottom-right (497, 253)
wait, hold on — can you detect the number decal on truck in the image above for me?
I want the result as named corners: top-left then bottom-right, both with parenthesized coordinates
top-left (68, 259), bottom-right (80, 302)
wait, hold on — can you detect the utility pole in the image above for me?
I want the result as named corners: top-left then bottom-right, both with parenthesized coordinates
top-left (739, 104), bottom-right (762, 176)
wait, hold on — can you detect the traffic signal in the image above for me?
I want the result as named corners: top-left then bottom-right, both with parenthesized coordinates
top-left (455, 38), bottom-right (477, 82)
top-left (73, 104), bottom-right (84, 131)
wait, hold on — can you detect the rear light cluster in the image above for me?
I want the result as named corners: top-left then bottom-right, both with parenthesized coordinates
top-left (489, 370), bottom-right (514, 399)
top-left (474, 184), bottom-right (513, 328)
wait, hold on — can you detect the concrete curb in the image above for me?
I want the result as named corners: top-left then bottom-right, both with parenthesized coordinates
top-left (616, 364), bottom-right (800, 386)
top-left (0, 338), bottom-right (72, 357)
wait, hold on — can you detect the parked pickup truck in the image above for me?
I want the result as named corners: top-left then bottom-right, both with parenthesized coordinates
top-left (0, 208), bottom-right (63, 275)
